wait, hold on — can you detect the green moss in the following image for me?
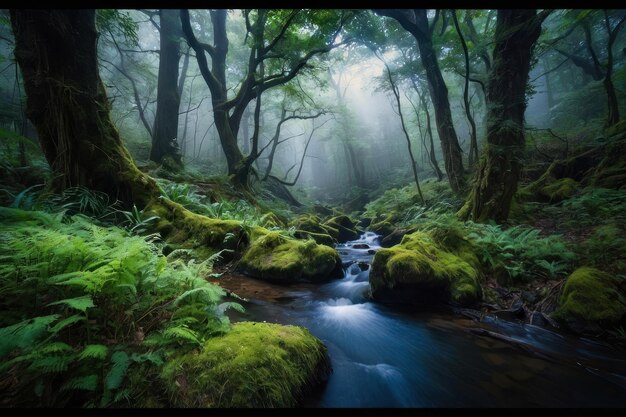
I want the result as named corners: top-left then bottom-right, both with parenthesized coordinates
top-left (370, 219), bottom-right (394, 238)
top-left (294, 230), bottom-right (336, 246)
top-left (554, 267), bottom-right (626, 324)
top-left (161, 322), bottom-right (331, 407)
top-left (370, 231), bottom-right (481, 306)
top-left (259, 212), bottom-right (286, 229)
top-left (145, 198), bottom-right (246, 253)
top-left (540, 178), bottom-right (579, 203)
top-left (313, 214), bottom-right (360, 243)
top-left (239, 231), bottom-right (342, 282)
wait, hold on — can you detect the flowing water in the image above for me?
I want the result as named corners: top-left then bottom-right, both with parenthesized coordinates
top-left (221, 232), bottom-right (626, 407)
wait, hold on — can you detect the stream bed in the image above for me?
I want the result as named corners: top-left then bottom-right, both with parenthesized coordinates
top-left (217, 232), bottom-right (626, 407)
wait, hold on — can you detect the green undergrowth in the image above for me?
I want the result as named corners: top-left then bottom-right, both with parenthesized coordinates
top-left (0, 207), bottom-right (241, 407)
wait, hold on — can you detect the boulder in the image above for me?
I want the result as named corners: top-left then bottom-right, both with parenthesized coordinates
top-left (161, 322), bottom-right (331, 407)
top-left (239, 228), bottom-right (342, 282)
top-left (369, 231), bottom-right (482, 307)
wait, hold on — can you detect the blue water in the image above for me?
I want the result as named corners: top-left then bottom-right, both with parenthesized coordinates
top-left (234, 233), bottom-right (626, 407)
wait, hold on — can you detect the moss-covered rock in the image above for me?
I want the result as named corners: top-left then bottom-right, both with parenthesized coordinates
top-left (290, 215), bottom-right (332, 235)
top-left (520, 168), bottom-right (580, 203)
top-left (323, 215), bottom-right (359, 243)
top-left (370, 231), bottom-right (481, 307)
top-left (370, 219), bottom-right (394, 240)
top-left (239, 229), bottom-right (342, 282)
top-left (294, 230), bottom-right (337, 247)
top-left (554, 267), bottom-right (626, 327)
top-left (259, 212), bottom-right (286, 229)
top-left (161, 322), bottom-right (331, 407)
top-left (540, 177), bottom-right (579, 202)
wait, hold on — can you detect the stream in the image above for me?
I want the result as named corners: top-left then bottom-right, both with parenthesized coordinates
top-left (220, 232), bottom-right (626, 407)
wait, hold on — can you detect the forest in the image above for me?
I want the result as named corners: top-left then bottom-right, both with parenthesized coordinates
top-left (0, 8), bottom-right (625, 408)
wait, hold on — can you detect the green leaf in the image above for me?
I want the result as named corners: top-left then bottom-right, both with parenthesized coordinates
top-left (79, 344), bottom-right (109, 361)
top-left (61, 374), bottom-right (98, 391)
top-left (162, 325), bottom-right (201, 345)
top-left (0, 315), bottom-right (60, 357)
top-left (105, 351), bottom-right (130, 390)
top-left (49, 314), bottom-right (85, 333)
top-left (48, 295), bottom-right (95, 312)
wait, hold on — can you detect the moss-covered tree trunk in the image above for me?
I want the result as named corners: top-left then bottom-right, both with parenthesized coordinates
top-left (11, 9), bottom-right (245, 251)
top-left (10, 9), bottom-right (157, 207)
top-left (150, 9), bottom-right (183, 168)
top-left (459, 10), bottom-right (543, 223)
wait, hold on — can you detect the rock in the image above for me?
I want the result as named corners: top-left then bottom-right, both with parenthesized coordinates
top-left (380, 228), bottom-right (409, 248)
top-left (367, 249), bottom-right (376, 255)
top-left (323, 215), bottom-right (360, 242)
top-left (313, 204), bottom-right (333, 216)
top-left (259, 212), bottom-right (286, 229)
top-left (357, 262), bottom-right (369, 271)
top-left (352, 243), bottom-right (370, 249)
top-left (348, 263), bottom-right (361, 275)
top-left (161, 322), bottom-right (331, 407)
top-left (358, 218), bottom-right (372, 228)
top-left (369, 231), bottom-right (482, 307)
top-left (239, 228), bottom-right (343, 283)
top-left (553, 267), bottom-right (626, 333)
top-left (294, 230), bottom-right (336, 247)
top-left (529, 311), bottom-right (546, 327)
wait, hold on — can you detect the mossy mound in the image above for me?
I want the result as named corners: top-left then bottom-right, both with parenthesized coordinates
top-left (323, 215), bottom-right (360, 242)
top-left (370, 231), bottom-right (481, 307)
top-left (161, 322), bottom-right (331, 407)
top-left (146, 198), bottom-right (246, 256)
top-left (520, 169), bottom-right (580, 203)
top-left (554, 267), bottom-right (626, 327)
top-left (294, 230), bottom-right (336, 247)
top-left (259, 212), bottom-right (287, 229)
top-left (539, 177), bottom-right (580, 202)
top-left (290, 214), bottom-right (333, 236)
top-left (239, 228), bottom-right (342, 282)
top-left (370, 218), bottom-right (395, 241)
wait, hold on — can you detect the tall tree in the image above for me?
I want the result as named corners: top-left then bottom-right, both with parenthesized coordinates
top-left (451, 10), bottom-right (479, 169)
top-left (459, 9), bottom-right (549, 222)
top-left (180, 9), bottom-right (350, 188)
top-left (151, 9), bottom-right (184, 167)
top-left (375, 9), bottom-right (465, 192)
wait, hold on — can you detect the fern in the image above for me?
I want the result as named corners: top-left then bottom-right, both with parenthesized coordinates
top-left (0, 207), bottom-right (238, 406)
top-left (61, 374), bottom-right (98, 392)
top-left (105, 351), bottom-right (130, 391)
top-left (78, 345), bottom-right (109, 361)
top-left (48, 295), bottom-right (95, 312)
top-left (0, 315), bottom-right (60, 357)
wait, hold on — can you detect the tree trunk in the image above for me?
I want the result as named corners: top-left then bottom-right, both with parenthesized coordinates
top-left (459, 9), bottom-right (542, 223)
top-left (412, 9), bottom-right (465, 192)
top-left (11, 9), bottom-right (245, 252)
top-left (150, 9), bottom-right (183, 168)
top-left (376, 9), bottom-right (465, 192)
top-left (452, 10), bottom-right (479, 169)
top-left (11, 10), bottom-right (155, 206)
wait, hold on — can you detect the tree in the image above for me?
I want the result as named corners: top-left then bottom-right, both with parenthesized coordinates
top-left (180, 9), bottom-right (351, 188)
top-left (451, 10), bottom-right (478, 169)
top-left (375, 9), bottom-right (465, 192)
top-left (151, 9), bottom-right (184, 167)
top-left (10, 9), bottom-right (243, 247)
top-left (459, 9), bottom-right (549, 222)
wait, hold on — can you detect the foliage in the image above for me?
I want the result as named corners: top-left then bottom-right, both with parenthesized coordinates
top-left (0, 207), bottom-right (239, 406)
